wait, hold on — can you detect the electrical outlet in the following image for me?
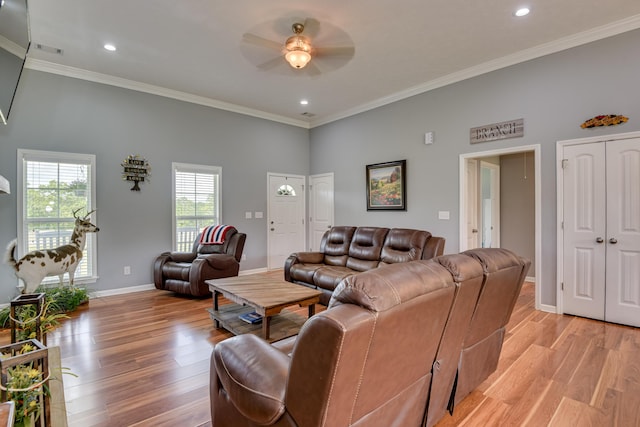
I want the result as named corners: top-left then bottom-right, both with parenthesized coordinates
top-left (124, 266), bottom-right (131, 275)
top-left (241, 254), bottom-right (247, 261)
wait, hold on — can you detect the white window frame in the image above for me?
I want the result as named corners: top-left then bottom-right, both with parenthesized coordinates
top-left (172, 162), bottom-right (222, 251)
top-left (17, 149), bottom-right (98, 284)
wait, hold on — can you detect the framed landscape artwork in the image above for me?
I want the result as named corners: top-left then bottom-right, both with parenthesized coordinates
top-left (366, 160), bottom-right (406, 211)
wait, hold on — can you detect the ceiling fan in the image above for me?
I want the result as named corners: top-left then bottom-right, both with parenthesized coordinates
top-left (241, 18), bottom-right (355, 76)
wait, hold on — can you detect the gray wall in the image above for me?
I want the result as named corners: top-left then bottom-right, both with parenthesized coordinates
top-left (500, 152), bottom-right (535, 276)
top-left (309, 28), bottom-right (640, 306)
top-left (2, 29), bottom-right (640, 306)
top-left (0, 70), bottom-right (309, 303)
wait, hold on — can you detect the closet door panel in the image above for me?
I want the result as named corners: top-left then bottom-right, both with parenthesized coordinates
top-left (605, 138), bottom-right (640, 327)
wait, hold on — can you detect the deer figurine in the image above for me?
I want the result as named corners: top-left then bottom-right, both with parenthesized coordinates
top-left (4, 209), bottom-right (100, 294)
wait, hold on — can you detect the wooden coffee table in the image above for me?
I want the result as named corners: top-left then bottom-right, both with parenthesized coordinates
top-left (206, 275), bottom-right (321, 342)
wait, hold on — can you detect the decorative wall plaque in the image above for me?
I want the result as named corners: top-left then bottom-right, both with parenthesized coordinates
top-left (580, 114), bottom-right (628, 129)
top-left (470, 118), bottom-right (524, 144)
top-left (121, 154), bottom-right (151, 191)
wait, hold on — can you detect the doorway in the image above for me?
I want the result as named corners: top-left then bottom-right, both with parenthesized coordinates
top-left (267, 173), bottom-right (306, 270)
top-left (460, 145), bottom-right (542, 309)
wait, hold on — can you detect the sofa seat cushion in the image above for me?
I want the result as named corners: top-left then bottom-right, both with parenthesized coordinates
top-left (162, 262), bottom-right (191, 281)
top-left (313, 266), bottom-right (356, 291)
top-left (289, 263), bottom-right (324, 283)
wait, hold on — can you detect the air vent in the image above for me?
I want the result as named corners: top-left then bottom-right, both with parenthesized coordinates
top-left (35, 43), bottom-right (63, 55)
top-left (301, 112), bottom-right (315, 118)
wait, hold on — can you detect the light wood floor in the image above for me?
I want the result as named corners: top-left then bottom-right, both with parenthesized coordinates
top-left (1, 273), bottom-right (638, 426)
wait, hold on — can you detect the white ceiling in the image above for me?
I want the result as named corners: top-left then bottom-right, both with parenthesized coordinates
top-left (22, 1), bottom-right (640, 128)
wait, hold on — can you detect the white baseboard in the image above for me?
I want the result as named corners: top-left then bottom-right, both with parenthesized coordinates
top-left (89, 267), bottom-right (272, 298)
top-left (538, 303), bottom-right (557, 314)
top-left (91, 283), bottom-right (155, 298)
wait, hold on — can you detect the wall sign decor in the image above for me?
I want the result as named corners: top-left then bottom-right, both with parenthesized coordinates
top-left (366, 160), bottom-right (406, 211)
top-left (121, 154), bottom-right (151, 191)
top-left (580, 114), bottom-right (628, 129)
top-left (470, 118), bottom-right (524, 144)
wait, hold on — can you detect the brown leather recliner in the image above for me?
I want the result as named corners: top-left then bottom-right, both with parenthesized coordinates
top-left (153, 229), bottom-right (246, 297)
top-left (210, 258), bottom-right (482, 427)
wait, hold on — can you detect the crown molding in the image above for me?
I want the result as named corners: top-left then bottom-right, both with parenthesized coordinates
top-left (20, 14), bottom-right (640, 130)
top-left (0, 34), bottom-right (27, 58)
top-left (23, 59), bottom-right (311, 129)
top-left (310, 14), bottom-right (640, 128)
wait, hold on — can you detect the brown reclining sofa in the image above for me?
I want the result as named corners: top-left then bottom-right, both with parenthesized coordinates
top-left (211, 248), bottom-right (530, 427)
top-left (284, 226), bottom-right (446, 305)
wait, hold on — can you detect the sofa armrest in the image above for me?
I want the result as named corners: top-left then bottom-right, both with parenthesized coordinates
top-left (213, 334), bottom-right (290, 425)
top-left (284, 251), bottom-right (324, 282)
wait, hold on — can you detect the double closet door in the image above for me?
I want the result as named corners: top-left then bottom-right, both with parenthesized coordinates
top-left (562, 137), bottom-right (640, 327)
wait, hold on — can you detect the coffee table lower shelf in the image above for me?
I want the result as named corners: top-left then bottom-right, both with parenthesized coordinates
top-left (207, 305), bottom-right (307, 343)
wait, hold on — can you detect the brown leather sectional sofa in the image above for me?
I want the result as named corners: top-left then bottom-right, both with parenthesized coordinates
top-left (211, 248), bottom-right (530, 427)
top-left (284, 226), bottom-right (446, 304)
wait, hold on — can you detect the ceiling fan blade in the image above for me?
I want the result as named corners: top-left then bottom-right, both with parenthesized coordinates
top-left (257, 56), bottom-right (285, 71)
top-left (302, 18), bottom-right (320, 37)
top-left (304, 61), bottom-right (322, 77)
top-left (314, 46), bottom-right (355, 58)
top-left (242, 33), bottom-right (282, 51)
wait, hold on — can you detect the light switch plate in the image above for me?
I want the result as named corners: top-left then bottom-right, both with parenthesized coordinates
top-left (425, 131), bottom-right (434, 145)
top-left (245, 211), bottom-right (252, 219)
top-left (438, 210), bottom-right (450, 220)
top-left (255, 211), bottom-right (263, 219)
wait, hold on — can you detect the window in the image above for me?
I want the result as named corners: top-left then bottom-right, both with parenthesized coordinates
top-left (17, 149), bottom-right (97, 283)
top-left (173, 163), bottom-right (221, 251)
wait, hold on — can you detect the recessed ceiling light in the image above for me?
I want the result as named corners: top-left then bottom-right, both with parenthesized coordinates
top-left (514, 7), bottom-right (530, 17)
top-left (300, 100), bottom-right (309, 105)
top-left (104, 44), bottom-right (117, 52)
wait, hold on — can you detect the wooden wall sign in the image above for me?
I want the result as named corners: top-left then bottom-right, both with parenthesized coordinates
top-left (470, 118), bottom-right (524, 144)
top-left (121, 154), bottom-right (151, 191)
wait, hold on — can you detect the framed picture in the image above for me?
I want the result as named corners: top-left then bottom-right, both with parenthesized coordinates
top-left (366, 160), bottom-right (406, 211)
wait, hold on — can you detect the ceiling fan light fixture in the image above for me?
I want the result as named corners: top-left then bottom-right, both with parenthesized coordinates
top-left (285, 49), bottom-right (311, 69)
top-left (285, 34), bottom-right (312, 69)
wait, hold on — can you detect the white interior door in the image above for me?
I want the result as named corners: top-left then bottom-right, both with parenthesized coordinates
top-left (309, 173), bottom-right (334, 251)
top-left (604, 138), bottom-right (640, 327)
top-left (480, 161), bottom-right (500, 248)
top-left (267, 174), bottom-right (305, 270)
top-left (466, 159), bottom-right (480, 249)
top-left (562, 143), bottom-right (607, 320)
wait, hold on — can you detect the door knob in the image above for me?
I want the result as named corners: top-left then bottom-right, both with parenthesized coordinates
top-left (270, 228), bottom-right (274, 231)
top-left (609, 238), bottom-right (618, 244)
top-left (472, 229), bottom-right (478, 233)
top-left (595, 237), bottom-right (604, 243)
top-left (327, 225), bottom-right (332, 228)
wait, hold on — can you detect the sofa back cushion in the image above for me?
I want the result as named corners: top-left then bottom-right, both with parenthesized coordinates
top-left (346, 227), bottom-right (389, 271)
top-left (380, 228), bottom-right (431, 265)
top-left (195, 227), bottom-right (237, 254)
top-left (321, 226), bottom-right (356, 266)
